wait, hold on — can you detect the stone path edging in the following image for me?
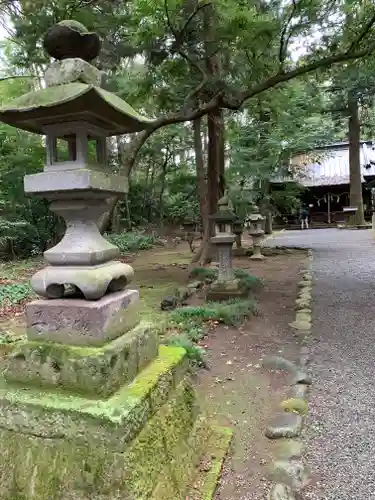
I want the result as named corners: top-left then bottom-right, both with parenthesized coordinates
top-left (263, 249), bottom-right (313, 500)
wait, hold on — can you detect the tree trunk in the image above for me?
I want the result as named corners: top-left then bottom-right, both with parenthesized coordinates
top-left (158, 152), bottom-right (169, 230)
top-left (98, 196), bottom-right (119, 234)
top-left (265, 212), bottom-right (273, 234)
top-left (192, 117), bottom-right (210, 264)
top-left (348, 92), bottom-right (365, 226)
top-left (201, 109), bottom-right (223, 264)
top-left (258, 102), bottom-right (273, 234)
top-left (193, 3), bottom-right (223, 265)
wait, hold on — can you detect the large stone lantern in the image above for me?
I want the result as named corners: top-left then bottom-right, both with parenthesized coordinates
top-left (246, 205), bottom-right (266, 260)
top-left (206, 194), bottom-right (245, 300)
top-left (0, 20), bottom-right (156, 344)
top-left (0, 21), bottom-right (233, 499)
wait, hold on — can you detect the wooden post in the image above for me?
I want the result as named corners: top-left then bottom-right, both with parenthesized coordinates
top-left (327, 192), bottom-right (331, 224)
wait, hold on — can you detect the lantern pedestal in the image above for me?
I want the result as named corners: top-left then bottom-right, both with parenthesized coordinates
top-left (246, 207), bottom-right (266, 261)
top-left (206, 234), bottom-right (246, 301)
top-left (232, 218), bottom-right (246, 256)
top-left (249, 231), bottom-right (266, 260)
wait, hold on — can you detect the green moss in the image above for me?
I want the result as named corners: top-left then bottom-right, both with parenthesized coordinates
top-left (0, 345), bottom-right (188, 448)
top-left (0, 375), bottom-right (208, 499)
top-left (4, 322), bottom-right (158, 398)
top-left (186, 424), bottom-right (233, 500)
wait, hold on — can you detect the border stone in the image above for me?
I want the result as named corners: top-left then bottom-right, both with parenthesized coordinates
top-left (268, 483), bottom-right (296, 499)
top-left (265, 248), bottom-right (314, 497)
top-left (265, 413), bottom-right (303, 439)
top-left (267, 459), bottom-right (310, 491)
top-left (262, 355), bottom-right (298, 373)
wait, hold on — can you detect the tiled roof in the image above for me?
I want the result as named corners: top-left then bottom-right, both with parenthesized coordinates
top-left (274, 142), bottom-right (375, 187)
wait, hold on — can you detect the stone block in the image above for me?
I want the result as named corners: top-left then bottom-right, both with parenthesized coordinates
top-left (0, 346), bottom-right (224, 500)
top-left (0, 346), bottom-right (187, 449)
top-left (26, 289), bottom-right (140, 345)
top-left (3, 321), bottom-right (158, 397)
top-left (24, 168), bottom-right (127, 195)
top-left (206, 278), bottom-right (248, 301)
top-left (45, 57), bottom-right (103, 86)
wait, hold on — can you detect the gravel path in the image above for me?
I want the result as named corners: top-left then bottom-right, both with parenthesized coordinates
top-left (267, 228), bottom-right (375, 500)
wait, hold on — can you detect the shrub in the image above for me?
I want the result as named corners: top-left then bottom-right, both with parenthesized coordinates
top-left (189, 267), bottom-right (262, 290)
top-left (233, 268), bottom-right (262, 290)
top-left (189, 267), bottom-right (218, 281)
top-left (106, 231), bottom-right (157, 253)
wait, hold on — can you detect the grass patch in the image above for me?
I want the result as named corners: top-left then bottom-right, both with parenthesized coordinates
top-left (106, 231), bottom-right (157, 253)
top-left (0, 257), bottom-right (42, 281)
top-left (170, 299), bottom-right (257, 326)
top-left (164, 299), bottom-right (257, 367)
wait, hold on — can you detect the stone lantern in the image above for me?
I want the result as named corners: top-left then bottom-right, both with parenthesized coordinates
top-left (232, 217), bottom-right (245, 256)
top-left (246, 205), bottom-right (266, 260)
top-left (206, 194), bottom-right (244, 300)
top-left (0, 20), bottom-right (157, 344)
top-left (0, 21), bottom-right (233, 499)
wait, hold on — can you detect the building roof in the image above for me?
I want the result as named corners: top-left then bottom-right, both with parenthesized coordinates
top-left (274, 141), bottom-right (375, 187)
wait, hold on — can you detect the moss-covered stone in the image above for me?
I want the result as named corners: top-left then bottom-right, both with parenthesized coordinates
top-left (0, 378), bottom-right (202, 499)
top-left (0, 346), bottom-right (187, 448)
top-left (0, 344), bottom-right (223, 499)
top-left (3, 321), bottom-right (158, 398)
top-left (206, 278), bottom-right (248, 301)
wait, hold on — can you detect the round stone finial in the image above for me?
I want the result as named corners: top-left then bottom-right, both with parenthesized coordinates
top-left (43, 20), bottom-right (101, 62)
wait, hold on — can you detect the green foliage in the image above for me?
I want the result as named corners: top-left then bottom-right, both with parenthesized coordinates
top-left (233, 268), bottom-right (263, 290)
top-left (0, 282), bottom-right (33, 307)
top-left (189, 267), bottom-right (218, 281)
top-left (165, 334), bottom-right (206, 367)
top-left (170, 299), bottom-right (257, 326)
top-left (106, 232), bottom-right (157, 253)
top-left (189, 267), bottom-right (262, 291)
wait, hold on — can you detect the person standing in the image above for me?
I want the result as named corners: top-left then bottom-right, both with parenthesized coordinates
top-left (300, 207), bottom-right (309, 229)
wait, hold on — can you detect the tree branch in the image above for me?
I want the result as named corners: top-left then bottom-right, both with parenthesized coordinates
top-left (122, 44), bottom-right (375, 174)
top-left (227, 46), bottom-right (375, 109)
top-left (164, 0), bottom-right (209, 104)
top-left (279, 0), bottom-right (297, 65)
top-left (349, 10), bottom-right (375, 51)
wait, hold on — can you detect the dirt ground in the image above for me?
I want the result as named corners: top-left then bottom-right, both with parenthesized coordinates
top-left (0, 242), bottom-right (305, 499)
top-left (193, 252), bottom-right (305, 500)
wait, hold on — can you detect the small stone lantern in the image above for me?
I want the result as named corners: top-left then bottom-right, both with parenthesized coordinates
top-left (0, 20), bottom-right (154, 345)
top-left (232, 217), bottom-right (245, 256)
top-left (206, 194), bottom-right (245, 300)
top-left (246, 205), bottom-right (266, 260)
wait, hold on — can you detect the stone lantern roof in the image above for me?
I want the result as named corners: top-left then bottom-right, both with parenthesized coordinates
top-left (209, 192), bottom-right (237, 223)
top-left (0, 20), bottom-right (153, 135)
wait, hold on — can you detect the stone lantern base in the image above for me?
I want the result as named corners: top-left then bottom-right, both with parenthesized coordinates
top-left (0, 323), bottom-right (232, 499)
top-left (249, 232), bottom-right (265, 261)
top-left (206, 278), bottom-right (248, 301)
top-left (249, 252), bottom-right (266, 261)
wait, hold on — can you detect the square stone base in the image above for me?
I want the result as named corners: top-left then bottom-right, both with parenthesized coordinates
top-left (3, 321), bottom-right (158, 398)
top-left (0, 345), bottom-right (231, 499)
top-left (206, 279), bottom-right (248, 301)
top-left (26, 289), bottom-right (140, 346)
